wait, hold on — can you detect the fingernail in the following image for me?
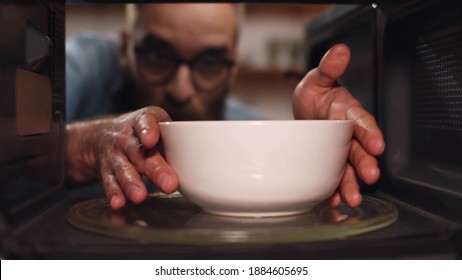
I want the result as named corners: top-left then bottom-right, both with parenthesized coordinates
top-left (368, 166), bottom-right (380, 181)
top-left (372, 138), bottom-right (385, 154)
top-left (110, 195), bottom-right (120, 209)
top-left (158, 173), bottom-right (171, 188)
top-left (127, 184), bottom-right (141, 198)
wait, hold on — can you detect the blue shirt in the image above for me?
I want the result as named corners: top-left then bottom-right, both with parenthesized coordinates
top-left (66, 32), bottom-right (263, 122)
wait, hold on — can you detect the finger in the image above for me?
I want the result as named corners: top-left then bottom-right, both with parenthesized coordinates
top-left (120, 134), bottom-right (148, 172)
top-left (133, 106), bottom-right (171, 149)
top-left (346, 106), bottom-right (385, 156)
top-left (100, 164), bottom-right (126, 210)
top-left (349, 139), bottom-right (381, 185)
top-left (111, 155), bottom-right (148, 205)
top-left (118, 132), bottom-right (179, 194)
top-left (327, 191), bottom-right (342, 207)
top-left (293, 44), bottom-right (352, 119)
top-left (338, 163), bottom-right (362, 208)
top-left (309, 87), bottom-right (385, 157)
top-left (307, 43), bottom-right (351, 89)
top-left (142, 149), bottom-right (179, 194)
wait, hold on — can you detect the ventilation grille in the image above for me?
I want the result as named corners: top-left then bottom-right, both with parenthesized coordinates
top-left (50, 5), bottom-right (64, 100)
top-left (413, 28), bottom-right (462, 132)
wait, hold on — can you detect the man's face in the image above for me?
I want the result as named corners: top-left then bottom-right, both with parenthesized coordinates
top-left (122, 4), bottom-right (238, 121)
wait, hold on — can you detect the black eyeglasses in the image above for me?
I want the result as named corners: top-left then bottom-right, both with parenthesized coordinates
top-left (134, 45), bottom-right (235, 91)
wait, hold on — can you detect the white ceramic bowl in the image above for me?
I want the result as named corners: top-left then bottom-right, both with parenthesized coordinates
top-left (159, 120), bottom-right (354, 217)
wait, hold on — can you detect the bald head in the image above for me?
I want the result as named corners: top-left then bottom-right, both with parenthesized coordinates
top-left (125, 3), bottom-right (240, 45)
top-left (120, 3), bottom-right (241, 121)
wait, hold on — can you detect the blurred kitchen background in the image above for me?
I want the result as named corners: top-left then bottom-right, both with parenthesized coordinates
top-left (66, 3), bottom-right (333, 120)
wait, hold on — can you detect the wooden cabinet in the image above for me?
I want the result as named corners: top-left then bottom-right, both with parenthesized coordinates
top-left (245, 3), bottom-right (332, 19)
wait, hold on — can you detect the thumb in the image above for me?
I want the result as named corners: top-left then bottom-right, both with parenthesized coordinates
top-left (307, 43), bottom-right (351, 89)
top-left (132, 107), bottom-right (171, 150)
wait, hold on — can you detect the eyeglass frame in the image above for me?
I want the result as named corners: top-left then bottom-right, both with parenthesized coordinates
top-left (133, 44), bottom-right (236, 91)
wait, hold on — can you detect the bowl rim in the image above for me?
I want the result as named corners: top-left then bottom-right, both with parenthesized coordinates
top-left (158, 120), bottom-right (354, 126)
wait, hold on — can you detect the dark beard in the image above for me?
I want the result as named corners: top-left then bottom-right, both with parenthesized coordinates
top-left (116, 79), bottom-right (227, 121)
top-left (162, 99), bottom-right (226, 121)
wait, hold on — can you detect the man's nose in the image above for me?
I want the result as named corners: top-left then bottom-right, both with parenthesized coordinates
top-left (165, 64), bottom-right (195, 103)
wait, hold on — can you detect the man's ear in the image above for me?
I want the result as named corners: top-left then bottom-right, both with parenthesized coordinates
top-left (229, 46), bottom-right (240, 86)
top-left (119, 30), bottom-right (129, 68)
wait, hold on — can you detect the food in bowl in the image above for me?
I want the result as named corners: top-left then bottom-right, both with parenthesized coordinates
top-left (159, 120), bottom-right (354, 217)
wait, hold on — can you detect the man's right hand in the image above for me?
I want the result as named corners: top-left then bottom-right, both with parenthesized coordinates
top-left (66, 106), bottom-right (179, 210)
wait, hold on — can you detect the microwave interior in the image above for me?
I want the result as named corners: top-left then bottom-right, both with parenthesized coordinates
top-left (1, 0), bottom-right (462, 259)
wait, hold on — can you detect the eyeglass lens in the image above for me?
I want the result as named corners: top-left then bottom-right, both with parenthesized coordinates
top-left (136, 45), bottom-right (233, 91)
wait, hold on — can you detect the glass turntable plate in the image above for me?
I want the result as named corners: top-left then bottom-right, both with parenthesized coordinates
top-left (67, 192), bottom-right (398, 245)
